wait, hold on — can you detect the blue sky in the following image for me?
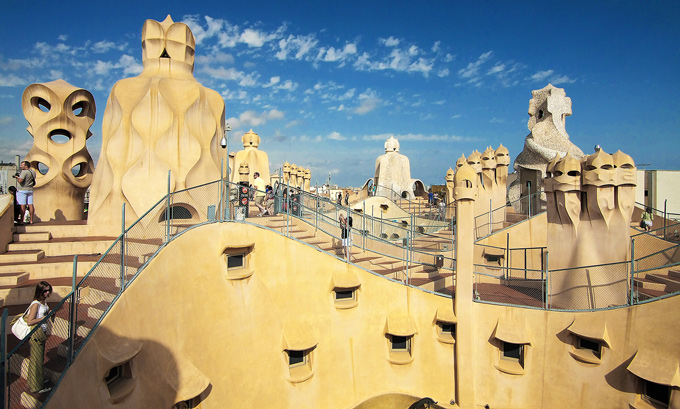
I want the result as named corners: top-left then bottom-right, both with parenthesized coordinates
top-left (0, 1), bottom-right (678, 187)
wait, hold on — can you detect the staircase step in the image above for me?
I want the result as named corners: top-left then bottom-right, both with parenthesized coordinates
top-left (646, 274), bottom-right (680, 293)
top-left (0, 250), bottom-right (44, 263)
top-left (6, 237), bottom-right (121, 257)
top-left (12, 232), bottom-right (52, 242)
top-left (0, 272), bottom-right (30, 286)
top-left (634, 278), bottom-right (666, 292)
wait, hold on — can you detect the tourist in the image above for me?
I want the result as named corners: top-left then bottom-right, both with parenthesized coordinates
top-left (14, 161), bottom-right (36, 224)
top-left (264, 185), bottom-right (275, 216)
top-left (25, 280), bottom-right (53, 394)
top-left (344, 190), bottom-right (349, 206)
top-left (8, 186), bottom-right (22, 224)
top-left (339, 213), bottom-right (353, 262)
top-left (641, 207), bottom-right (654, 232)
top-left (337, 192), bottom-right (342, 206)
top-left (252, 172), bottom-right (266, 217)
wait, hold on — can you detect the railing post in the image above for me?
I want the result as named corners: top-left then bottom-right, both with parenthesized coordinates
top-left (1, 309), bottom-right (7, 409)
top-left (166, 171), bottom-right (171, 242)
top-left (664, 199), bottom-right (667, 239)
top-left (489, 199), bottom-right (492, 236)
top-left (528, 184), bottom-right (532, 218)
top-left (315, 194), bottom-right (318, 232)
top-left (67, 255), bottom-right (78, 366)
top-left (630, 239), bottom-right (636, 305)
top-left (506, 233), bottom-right (510, 281)
top-left (219, 159), bottom-right (224, 221)
top-left (544, 251), bottom-right (549, 309)
top-left (121, 204), bottom-right (126, 294)
top-left (362, 201), bottom-right (366, 252)
top-left (286, 179), bottom-right (290, 237)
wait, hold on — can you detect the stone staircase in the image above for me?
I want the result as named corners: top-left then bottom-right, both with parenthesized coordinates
top-left (0, 221), bottom-right (150, 409)
top-left (249, 213), bottom-right (455, 295)
top-left (634, 269), bottom-right (680, 300)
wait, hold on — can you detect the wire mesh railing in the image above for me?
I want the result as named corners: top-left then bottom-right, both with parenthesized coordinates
top-left (474, 192), bottom-right (544, 241)
top-left (3, 176), bottom-right (680, 407)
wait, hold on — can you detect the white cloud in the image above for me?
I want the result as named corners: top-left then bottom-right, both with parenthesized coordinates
top-left (201, 66), bottom-right (259, 86)
top-left (0, 116), bottom-right (13, 126)
top-left (285, 120), bottom-right (299, 128)
top-left (379, 36), bottom-right (400, 47)
top-left (354, 89), bottom-right (381, 115)
top-left (431, 41), bottom-right (440, 52)
top-left (328, 131), bottom-right (346, 140)
top-left (119, 55), bottom-right (142, 75)
top-left (183, 15), bottom-right (227, 45)
top-left (196, 51), bottom-right (235, 66)
top-left (276, 34), bottom-right (318, 60)
top-left (529, 70), bottom-right (576, 85)
top-left (241, 28), bottom-right (278, 48)
top-left (94, 60), bottom-right (115, 75)
top-left (354, 47), bottom-right (433, 76)
top-left (263, 76), bottom-right (280, 88)
top-left (487, 64), bottom-right (505, 75)
top-left (530, 70), bottom-right (554, 82)
top-left (551, 75), bottom-right (576, 85)
top-left (458, 51), bottom-right (493, 84)
top-left (48, 70), bottom-right (63, 80)
top-left (437, 68), bottom-right (449, 77)
top-left (227, 109), bottom-right (284, 129)
top-left (0, 73), bottom-right (28, 87)
top-left (490, 117), bottom-right (505, 123)
top-left (317, 43), bottom-right (357, 63)
top-left (276, 80), bottom-right (298, 91)
top-left (433, 100), bottom-right (445, 105)
top-left (58, 35), bottom-right (68, 42)
top-left (362, 133), bottom-right (467, 142)
top-left (91, 40), bottom-right (126, 54)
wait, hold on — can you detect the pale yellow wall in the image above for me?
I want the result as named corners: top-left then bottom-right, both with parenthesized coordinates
top-left (47, 222), bottom-right (457, 409)
top-left (469, 296), bottom-right (680, 408)
top-left (0, 195), bottom-right (14, 254)
top-left (651, 170), bottom-right (680, 215)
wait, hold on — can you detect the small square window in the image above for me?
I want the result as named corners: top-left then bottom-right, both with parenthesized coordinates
top-left (390, 335), bottom-right (411, 353)
top-left (104, 361), bottom-right (135, 403)
top-left (502, 342), bottom-right (524, 365)
top-left (227, 254), bottom-right (245, 269)
top-left (285, 348), bottom-right (314, 383)
top-left (105, 365), bottom-right (123, 387)
top-left (333, 287), bottom-right (359, 309)
top-left (436, 321), bottom-right (456, 344)
top-left (578, 337), bottom-right (601, 359)
top-left (387, 334), bottom-right (414, 364)
top-left (288, 350), bottom-right (307, 367)
top-left (643, 379), bottom-right (670, 406)
top-left (335, 289), bottom-right (354, 300)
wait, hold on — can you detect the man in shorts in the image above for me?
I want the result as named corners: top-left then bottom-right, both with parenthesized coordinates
top-left (14, 161), bottom-right (37, 224)
top-left (252, 172), bottom-right (266, 217)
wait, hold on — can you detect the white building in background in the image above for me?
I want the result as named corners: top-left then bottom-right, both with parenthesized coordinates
top-left (636, 169), bottom-right (680, 217)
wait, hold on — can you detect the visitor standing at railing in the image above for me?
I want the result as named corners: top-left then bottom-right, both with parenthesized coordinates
top-left (24, 280), bottom-right (53, 394)
top-left (339, 214), bottom-right (353, 262)
top-left (252, 172), bottom-right (267, 217)
top-left (641, 207), bottom-right (654, 232)
top-left (14, 160), bottom-right (36, 224)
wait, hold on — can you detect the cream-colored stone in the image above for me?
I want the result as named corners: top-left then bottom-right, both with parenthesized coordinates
top-left (87, 15), bottom-right (225, 233)
top-left (546, 149), bottom-right (636, 309)
top-left (23, 80), bottom-right (95, 221)
top-left (231, 129), bottom-right (270, 186)
top-left (374, 136), bottom-right (418, 199)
